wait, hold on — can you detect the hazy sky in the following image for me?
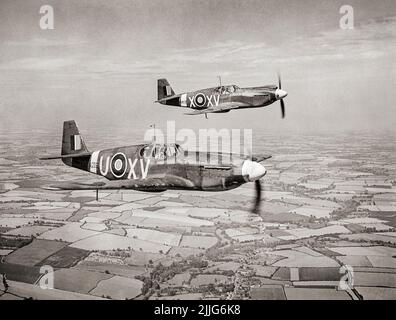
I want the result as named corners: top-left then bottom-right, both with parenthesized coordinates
top-left (0, 0), bottom-right (395, 135)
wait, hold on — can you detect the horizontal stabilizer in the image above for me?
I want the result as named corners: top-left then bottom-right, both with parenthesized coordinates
top-left (39, 152), bottom-right (91, 160)
top-left (155, 95), bottom-right (179, 103)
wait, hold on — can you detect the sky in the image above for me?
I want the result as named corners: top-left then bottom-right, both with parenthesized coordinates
top-left (0, 0), bottom-right (395, 137)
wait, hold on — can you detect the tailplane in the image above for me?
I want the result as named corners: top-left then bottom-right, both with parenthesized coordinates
top-left (40, 120), bottom-right (91, 170)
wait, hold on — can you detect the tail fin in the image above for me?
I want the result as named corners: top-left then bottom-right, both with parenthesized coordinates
top-left (157, 78), bottom-right (175, 101)
top-left (61, 121), bottom-right (89, 165)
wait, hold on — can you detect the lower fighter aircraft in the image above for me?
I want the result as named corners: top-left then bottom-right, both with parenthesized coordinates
top-left (40, 121), bottom-right (271, 213)
top-left (155, 74), bottom-right (288, 118)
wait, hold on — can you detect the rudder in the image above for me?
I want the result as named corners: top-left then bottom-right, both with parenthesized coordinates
top-left (61, 120), bottom-right (89, 157)
top-left (157, 78), bottom-right (175, 100)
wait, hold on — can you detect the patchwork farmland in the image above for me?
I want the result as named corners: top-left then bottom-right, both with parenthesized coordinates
top-left (0, 130), bottom-right (395, 300)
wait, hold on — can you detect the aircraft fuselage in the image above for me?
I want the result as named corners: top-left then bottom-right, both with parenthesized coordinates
top-left (159, 85), bottom-right (279, 110)
top-left (63, 144), bottom-right (262, 192)
top-left (41, 121), bottom-right (268, 194)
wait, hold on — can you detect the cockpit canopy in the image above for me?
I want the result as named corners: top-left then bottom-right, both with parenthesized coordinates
top-left (140, 143), bottom-right (183, 160)
top-left (215, 85), bottom-right (239, 94)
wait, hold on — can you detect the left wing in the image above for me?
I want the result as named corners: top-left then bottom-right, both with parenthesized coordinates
top-left (43, 175), bottom-right (195, 192)
top-left (184, 109), bottom-right (220, 116)
top-left (43, 180), bottom-right (169, 192)
top-left (184, 102), bottom-right (244, 115)
top-left (242, 91), bottom-right (271, 97)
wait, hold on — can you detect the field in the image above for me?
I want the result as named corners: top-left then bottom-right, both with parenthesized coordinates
top-left (52, 268), bottom-right (113, 294)
top-left (179, 235), bottom-right (218, 249)
top-left (167, 273), bottom-right (191, 286)
top-left (90, 276), bottom-right (143, 299)
top-left (70, 233), bottom-right (172, 253)
top-left (4, 239), bottom-right (66, 266)
top-left (353, 272), bottom-right (396, 287)
top-left (126, 228), bottom-right (181, 246)
top-left (270, 248), bottom-right (340, 268)
top-left (38, 222), bottom-right (101, 243)
top-left (284, 288), bottom-right (351, 300)
top-left (250, 285), bottom-right (286, 300)
top-left (190, 275), bottom-right (230, 286)
top-left (75, 260), bottom-right (147, 278)
top-left (37, 246), bottom-right (90, 268)
top-left (355, 287), bottom-right (396, 300)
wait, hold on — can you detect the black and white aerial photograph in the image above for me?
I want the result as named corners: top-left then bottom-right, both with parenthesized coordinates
top-left (0, 0), bottom-right (396, 306)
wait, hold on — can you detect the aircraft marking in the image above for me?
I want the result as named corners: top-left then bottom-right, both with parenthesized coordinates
top-left (71, 135), bottom-right (82, 151)
top-left (99, 156), bottom-right (110, 176)
top-left (188, 93), bottom-right (220, 109)
top-left (95, 151), bottom-right (151, 180)
top-left (110, 152), bottom-right (128, 178)
top-left (127, 158), bottom-right (138, 179)
top-left (181, 93), bottom-right (187, 107)
top-left (207, 95), bottom-right (220, 107)
top-left (127, 158), bottom-right (150, 179)
top-left (89, 150), bottom-right (100, 173)
top-left (114, 159), bottom-right (123, 171)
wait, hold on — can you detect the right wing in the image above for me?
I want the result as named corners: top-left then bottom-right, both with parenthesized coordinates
top-left (252, 155), bottom-right (272, 162)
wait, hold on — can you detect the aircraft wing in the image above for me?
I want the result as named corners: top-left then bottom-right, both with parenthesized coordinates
top-left (252, 155), bottom-right (272, 162)
top-left (43, 179), bottom-right (166, 191)
top-left (184, 102), bottom-right (244, 115)
top-left (242, 91), bottom-right (271, 97)
top-left (184, 109), bottom-right (219, 115)
top-left (43, 181), bottom-right (109, 190)
top-left (43, 175), bottom-right (195, 191)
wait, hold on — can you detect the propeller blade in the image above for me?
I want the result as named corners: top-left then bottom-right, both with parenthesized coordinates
top-left (252, 180), bottom-right (262, 214)
top-left (277, 72), bottom-right (282, 89)
top-left (280, 99), bottom-right (285, 118)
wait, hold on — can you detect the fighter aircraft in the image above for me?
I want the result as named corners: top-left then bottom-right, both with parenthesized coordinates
top-left (155, 74), bottom-right (288, 118)
top-left (40, 121), bottom-right (271, 213)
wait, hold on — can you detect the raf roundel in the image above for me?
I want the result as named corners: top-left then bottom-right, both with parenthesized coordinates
top-left (110, 152), bottom-right (127, 178)
top-left (114, 159), bottom-right (123, 171)
top-left (194, 93), bottom-right (207, 108)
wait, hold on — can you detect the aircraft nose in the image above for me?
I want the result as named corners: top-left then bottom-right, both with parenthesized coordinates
top-left (275, 89), bottom-right (288, 100)
top-left (242, 160), bottom-right (267, 182)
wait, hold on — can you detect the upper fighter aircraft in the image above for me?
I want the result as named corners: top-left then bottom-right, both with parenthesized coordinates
top-left (155, 75), bottom-right (288, 118)
top-left (40, 121), bottom-right (271, 213)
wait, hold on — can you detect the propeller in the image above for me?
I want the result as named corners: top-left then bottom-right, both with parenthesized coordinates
top-left (252, 179), bottom-right (262, 214)
top-left (277, 72), bottom-right (286, 118)
top-left (243, 145), bottom-right (266, 214)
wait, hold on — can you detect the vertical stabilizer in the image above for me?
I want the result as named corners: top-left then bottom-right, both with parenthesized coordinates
top-left (157, 78), bottom-right (175, 101)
